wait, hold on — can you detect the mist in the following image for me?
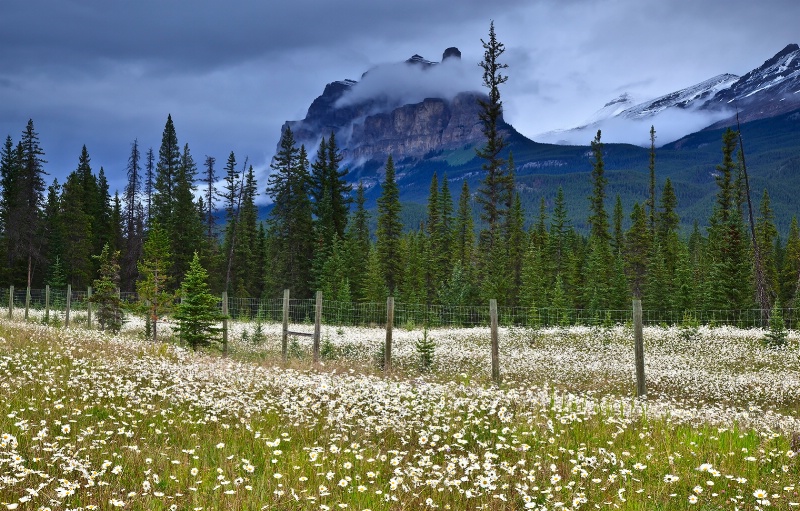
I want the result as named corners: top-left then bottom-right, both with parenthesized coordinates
top-left (335, 55), bottom-right (483, 111)
top-left (533, 107), bottom-right (735, 147)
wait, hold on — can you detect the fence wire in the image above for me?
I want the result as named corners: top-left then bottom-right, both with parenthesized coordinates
top-left (2, 287), bottom-right (797, 331)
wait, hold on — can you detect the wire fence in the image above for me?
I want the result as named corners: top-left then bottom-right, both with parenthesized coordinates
top-left (4, 286), bottom-right (792, 331)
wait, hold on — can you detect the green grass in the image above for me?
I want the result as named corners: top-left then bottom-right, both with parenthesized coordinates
top-left (1, 319), bottom-right (799, 510)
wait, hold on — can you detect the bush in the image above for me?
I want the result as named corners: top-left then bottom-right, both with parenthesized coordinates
top-left (763, 300), bottom-right (788, 348)
top-left (415, 327), bottom-right (435, 372)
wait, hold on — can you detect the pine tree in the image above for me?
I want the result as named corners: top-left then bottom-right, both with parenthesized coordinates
top-left (363, 244), bottom-right (388, 303)
top-left (376, 155), bottom-right (403, 295)
top-left (153, 114), bottom-right (181, 228)
top-left (584, 130), bottom-right (613, 312)
top-left (122, 139), bottom-right (144, 292)
top-left (780, 216), bottom-right (800, 307)
top-left (755, 189), bottom-right (779, 302)
top-left (266, 128), bottom-right (314, 297)
top-left (90, 243), bottom-right (123, 333)
top-left (344, 181), bottom-right (371, 302)
top-left (15, 120), bottom-right (48, 287)
top-left (137, 223), bottom-right (173, 342)
top-left (706, 129), bottom-right (753, 311)
top-left (144, 147), bottom-right (155, 226)
top-left (201, 155), bottom-right (217, 241)
top-left (60, 165), bottom-right (93, 288)
top-left (454, 180), bottom-right (474, 268)
top-left (175, 252), bottom-right (221, 351)
top-left (475, 20), bottom-right (511, 251)
top-left (425, 172), bottom-right (442, 302)
top-left (657, 177), bottom-right (680, 278)
top-left (647, 125), bottom-right (657, 236)
top-left (624, 202), bottom-right (650, 299)
top-left (547, 187), bottom-right (571, 285)
top-left (612, 195), bottom-right (624, 256)
top-left (170, 143), bottom-right (204, 285)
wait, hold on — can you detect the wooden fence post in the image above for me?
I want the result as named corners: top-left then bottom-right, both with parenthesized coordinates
top-left (313, 290), bottom-right (322, 363)
top-left (282, 289), bottom-right (289, 363)
top-left (45, 285), bottom-right (50, 323)
top-left (65, 284), bottom-right (71, 328)
top-left (490, 299), bottom-right (500, 384)
top-left (222, 291), bottom-right (229, 357)
top-left (87, 286), bottom-right (93, 329)
top-left (24, 287), bottom-right (30, 321)
top-left (7, 285), bottom-right (13, 320)
top-left (385, 296), bottom-right (394, 372)
top-left (633, 298), bottom-right (646, 398)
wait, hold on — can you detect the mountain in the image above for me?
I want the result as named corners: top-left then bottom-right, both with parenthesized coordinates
top-left (282, 47), bottom-right (521, 189)
top-left (566, 44), bottom-right (800, 133)
top-left (274, 44), bottom-right (800, 234)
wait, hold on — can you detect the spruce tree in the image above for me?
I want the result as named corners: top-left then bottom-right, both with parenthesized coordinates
top-left (266, 128), bottom-right (314, 297)
top-left (15, 120), bottom-right (48, 287)
top-left (60, 166), bottom-right (94, 288)
top-left (137, 223), bottom-right (173, 342)
top-left (153, 114), bottom-right (181, 228)
top-left (175, 252), bottom-right (221, 351)
top-left (706, 129), bottom-right (753, 311)
top-left (344, 181), bottom-right (370, 302)
top-left (780, 216), bottom-right (800, 307)
top-left (755, 189), bottom-right (779, 301)
top-left (90, 243), bottom-right (123, 333)
top-left (122, 139), bottom-right (144, 292)
top-left (624, 202), bottom-right (650, 299)
top-left (454, 180), bottom-right (474, 268)
top-left (647, 125), bottom-right (657, 236)
top-left (584, 130), bottom-right (614, 311)
top-left (201, 155), bottom-right (217, 241)
top-left (376, 155), bottom-right (403, 295)
top-left (170, 143), bottom-right (204, 286)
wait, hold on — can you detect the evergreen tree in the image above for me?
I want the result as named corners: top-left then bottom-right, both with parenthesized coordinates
top-left (780, 216), bottom-right (800, 307)
top-left (90, 243), bottom-right (123, 333)
top-left (706, 129), bottom-right (752, 311)
top-left (624, 202), bottom-right (650, 299)
top-left (363, 244), bottom-right (388, 303)
top-left (344, 181), bottom-right (370, 302)
top-left (175, 252), bottom-right (221, 351)
top-left (647, 125), bottom-right (657, 236)
top-left (42, 179), bottom-right (64, 285)
top-left (547, 187), bottom-right (571, 284)
top-left (438, 260), bottom-right (472, 308)
top-left (506, 193), bottom-right (525, 304)
top-left (657, 177), bottom-right (680, 278)
top-left (612, 194), bottom-right (624, 255)
top-left (60, 163), bottom-right (94, 288)
top-left (153, 114), bottom-right (181, 227)
top-left (755, 188), bottom-right (779, 302)
top-left (14, 120), bottom-right (48, 287)
top-left (454, 180), bottom-right (474, 269)
top-left (376, 155), bottom-right (403, 295)
top-left (201, 155), bottom-right (217, 241)
top-left (144, 147), bottom-right (155, 226)
top-left (137, 223), bottom-right (173, 342)
top-left (475, 20), bottom-right (511, 251)
top-left (425, 173), bottom-right (443, 302)
top-left (399, 230), bottom-right (426, 304)
top-left (122, 139), bottom-right (144, 292)
top-left (170, 143), bottom-right (204, 285)
top-left (520, 244), bottom-right (546, 315)
top-left (584, 131), bottom-right (613, 311)
top-left (266, 128), bottom-right (314, 297)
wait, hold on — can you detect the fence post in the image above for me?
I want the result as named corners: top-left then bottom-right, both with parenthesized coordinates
top-left (385, 296), bottom-right (394, 371)
top-left (6, 285), bottom-right (13, 320)
top-left (282, 289), bottom-right (289, 363)
top-left (222, 291), bottom-right (229, 357)
top-left (633, 298), bottom-right (646, 398)
top-left (45, 285), bottom-right (50, 323)
top-left (25, 287), bottom-right (30, 321)
top-left (313, 290), bottom-right (322, 363)
top-left (65, 284), bottom-right (71, 328)
top-left (490, 299), bottom-right (500, 384)
top-left (87, 286), bottom-right (93, 329)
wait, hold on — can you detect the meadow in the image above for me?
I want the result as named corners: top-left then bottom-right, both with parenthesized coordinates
top-left (1, 313), bottom-right (800, 510)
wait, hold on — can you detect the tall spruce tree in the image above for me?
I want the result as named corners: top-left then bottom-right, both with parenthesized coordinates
top-left (376, 155), bottom-right (403, 295)
top-left (153, 114), bottom-right (181, 228)
top-left (780, 216), bottom-right (800, 308)
top-left (454, 180), bottom-right (474, 269)
top-left (122, 139), bottom-right (144, 292)
top-left (90, 243), bottom-right (123, 333)
top-left (706, 129), bottom-right (752, 311)
top-left (266, 128), bottom-right (314, 297)
top-left (344, 181), bottom-right (370, 301)
top-left (170, 143), bottom-right (204, 285)
top-left (584, 130), bottom-right (614, 311)
top-left (137, 223), bottom-right (173, 342)
top-left (15, 120), bottom-right (48, 287)
top-left (755, 189), bottom-right (779, 302)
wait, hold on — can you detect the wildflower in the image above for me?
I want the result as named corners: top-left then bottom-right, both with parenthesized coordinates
top-left (663, 474), bottom-right (679, 483)
top-left (688, 494), bottom-right (698, 504)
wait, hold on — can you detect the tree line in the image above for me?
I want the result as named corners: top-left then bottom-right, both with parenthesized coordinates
top-left (2, 23), bottom-right (799, 324)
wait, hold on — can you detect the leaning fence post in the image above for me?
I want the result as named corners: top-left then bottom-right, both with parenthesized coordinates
top-left (87, 286), bottom-right (93, 329)
top-left (65, 284), bottom-right (72, 328)
top-left (490, 299), bottom-right (500, 384)
top-left (7, 285), bottom-right (13, 320)
top-left (24, 287), bottom-right (30, 321)
top-left (633, 298), bottom-right (646, 398)
top-left (385, 296), bottom-right (394, 372)
top-left (282, 289), bottom-right (289, 363)
top-left (222, 291), bottom-right (229, 357)
top-left (313, 290), bottom-right (322, 363)
top-left (45, 285), bottom-right (50, 323)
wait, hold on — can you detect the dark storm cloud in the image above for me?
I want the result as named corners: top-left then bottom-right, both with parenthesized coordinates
top-left (1, 0), bottom-right (798, 198)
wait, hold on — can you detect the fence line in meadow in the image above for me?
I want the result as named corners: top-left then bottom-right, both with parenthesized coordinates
top-left (3, 285), bottom-right (793, 391)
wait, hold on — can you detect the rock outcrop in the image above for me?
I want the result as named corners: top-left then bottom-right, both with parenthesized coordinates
top-left (281, 47), bottom-right (505, 166)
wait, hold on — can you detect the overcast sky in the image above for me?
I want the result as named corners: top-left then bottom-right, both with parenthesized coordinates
top-left (1, 0), bottom-right (798, 197)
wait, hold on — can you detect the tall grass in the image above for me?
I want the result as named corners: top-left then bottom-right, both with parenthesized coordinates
top-left (1, 319), bottom-right (799, 510)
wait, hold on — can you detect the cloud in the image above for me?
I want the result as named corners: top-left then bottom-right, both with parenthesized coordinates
top-left (534, 107), bottom-right (734, 148)
top-left (334, 56), bottom-right (483, 111)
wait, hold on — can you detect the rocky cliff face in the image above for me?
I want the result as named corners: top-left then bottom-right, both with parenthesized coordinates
top-left (281, 47), bottom-right (501, 166)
